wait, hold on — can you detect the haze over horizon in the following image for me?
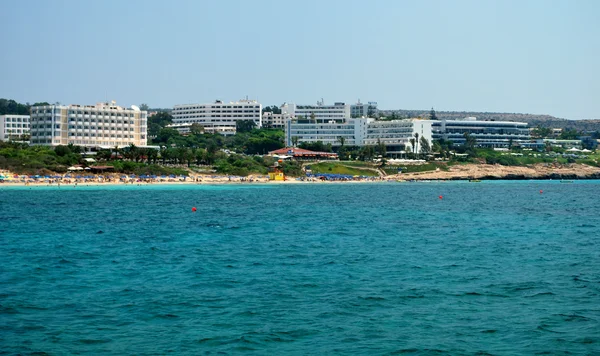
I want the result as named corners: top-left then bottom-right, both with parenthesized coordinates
top-left (1, 0), bottom-right (598, 120)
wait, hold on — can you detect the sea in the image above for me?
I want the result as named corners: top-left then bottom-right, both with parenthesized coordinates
top-left (1, 181), bottom-right (599, 355)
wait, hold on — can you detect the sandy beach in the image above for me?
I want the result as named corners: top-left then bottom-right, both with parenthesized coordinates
top-left (2, 163), bottom-right (600, 188)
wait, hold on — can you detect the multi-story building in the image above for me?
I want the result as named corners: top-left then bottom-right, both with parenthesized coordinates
top-left (285, 117), bottom-right (433, 156)
top-left (285, 118), bottom-right (368, 147)
top-left (171, 99), bottom-right (262, 135)
top-left (350, 100), bottom-right (378, 118)
top-left (281, 100), bottom-right (350, 123)
top-left (29, 102), bottom-right (148, 147)
top-left (0, 115), bottom-right (30, 141)
top-left (262, 112), bottom-right (287, 129)
top-left (431, 117), bottom-right (530, 148)
top-left (364, 120), bottom-right (432, 157)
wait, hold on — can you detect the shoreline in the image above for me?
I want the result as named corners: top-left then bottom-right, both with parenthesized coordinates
top-left (2, 163), bottom-right (600, 187)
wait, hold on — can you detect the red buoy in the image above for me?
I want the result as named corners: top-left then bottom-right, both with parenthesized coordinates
top-left (192, 207), bottom-right (197, 212)
top-left (439, 195), bottom-right (443, 199)
top-left (539, 190), bottom-right (543, 194)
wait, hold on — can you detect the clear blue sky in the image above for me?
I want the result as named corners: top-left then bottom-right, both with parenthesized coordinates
top-left (1, 0), bottom-right (598, 119)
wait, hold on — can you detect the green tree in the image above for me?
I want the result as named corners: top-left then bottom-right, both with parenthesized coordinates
top-left (310, 112), bottom-right (316, 123)
top-left (559, 128), bottom-right (579, 140)
top-left (463, 132), bottom-right (477, 155)
top-left (148, 112), bottom-right (174, 138)
top-left (532, 126), bottom-right (552, 138)
top-left (376, 139), bottom-right (387, 158)
top-left (236, 120), bottom-right (256, 133)
top-left (430, 107), bottom-right (438, 120)
top-left (337, 136), bottom-right (346, 147)
top-left (291, 136), bottom-right (299, 147)
top-left (139, 103), bottom-right (150, 111)
top-left (413, 133), bottom-right (420, 156)
top-left (420, 136), bottom-right (431, 157)
top-left (190, 123), bottom-right (204, 135)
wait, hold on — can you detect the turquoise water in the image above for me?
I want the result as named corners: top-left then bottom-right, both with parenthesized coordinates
top-left (1, 182), bottom-right (599, 355)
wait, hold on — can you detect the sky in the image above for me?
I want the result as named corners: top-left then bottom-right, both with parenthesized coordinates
top-left (1, 0), bottom-right (599, 119)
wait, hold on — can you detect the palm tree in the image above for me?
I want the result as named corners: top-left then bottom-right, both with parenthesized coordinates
top-left (413, 133), bottom-right (420, 157)
top-left (291, 136), bottom-right (299, 147)
top-left (409, 138), bottom-right (416, 158)
top-left (463, 132), bottom-right (477, 153)
top-left (337, 136), bottom-right (346, 148)
top-left (112, 145), bottom-right (121, 160)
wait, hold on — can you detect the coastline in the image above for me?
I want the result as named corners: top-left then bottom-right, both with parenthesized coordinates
top-left (2, 163), bottom-right (600, 188)
top-left (387, 163), bottom-right (600, 181)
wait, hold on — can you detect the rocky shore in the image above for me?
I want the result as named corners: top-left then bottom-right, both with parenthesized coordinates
top-left (388, 163), bottom-right (600, 181)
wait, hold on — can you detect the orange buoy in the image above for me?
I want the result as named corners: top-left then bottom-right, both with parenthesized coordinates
top-left (192, 207), bottom-right (197, 212)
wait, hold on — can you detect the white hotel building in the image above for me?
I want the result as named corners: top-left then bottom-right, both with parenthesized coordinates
top-left (29, 102), bottom-right (148, 147)
top-left (0, 115), bottom-right (30, 141)
top-left (281, 101), bottom-right (350, 123)
top-left (171, 99), bottom-right (262, 135)
top-left (364, 120), bottom-right (432, 156)
top-left (285, 117), bottom-right (432, 153)
top-left (285, 118), bottom-right (369, 147)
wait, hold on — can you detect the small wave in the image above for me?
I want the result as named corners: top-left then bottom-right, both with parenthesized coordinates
top-left (155, 313), bottom-right (179, 319)
top-left (555, 314), bottom-right (593, 322)
top-left (572, 275), bottom-right (591, 282)
top-left (576, 337), bottom-right (597, 344)
top-left (237, 310), bottom-right (258, 317)
top-left (390, 348), bottom-right (419, 354)
top-left (359, 296), bottom-right (387, 301)
top-left (480, 329), bottom-right (497, 334)
top-left (526, 292), bottom-right (555, 298)
top-left (464, 292), bottom-right (483, 296)
top-left (0, 305), bottom-right (19, 314)
top-left (78, 339), bottom-right (111, 344)
top-left (296, 283), bottom-right (318, 288)
top-left (536, 324), bottom-right (565, 333)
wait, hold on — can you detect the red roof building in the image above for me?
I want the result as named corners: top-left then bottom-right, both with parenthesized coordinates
top-left (268, 147), bottom-right (338, 160)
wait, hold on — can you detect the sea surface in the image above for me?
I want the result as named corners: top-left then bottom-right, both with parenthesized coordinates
top-left (1, 181), bottom-right (599, 355)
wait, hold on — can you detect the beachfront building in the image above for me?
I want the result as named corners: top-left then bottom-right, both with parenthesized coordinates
top-left (29, 102), bottom-right (148, 147)
top-left (0, 114), bottom-right (30, 141)
top-left (431, 117), bottom-right (530, 148)
top-left (364, 120), bottom-right (432, 157)
top-left (285, 118), bottom-right (368, 147)
top-left (285, 117), bottom-right (433, 156)
top-left (350, 100), bottom-right (378, 118)
top-left (281, 100), bottom-right (350, 123)
top-left (171, 99), bottom-right (262, 135)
